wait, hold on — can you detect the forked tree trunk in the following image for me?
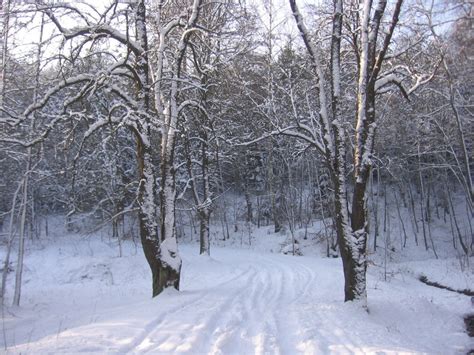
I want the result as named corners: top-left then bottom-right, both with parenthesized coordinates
top-left (134, 0), bottom-right (171, 297)
top-left (136, 137), bottom-right (181, 296)
top-left (158, 147), bottom-right (181, 292)
top-left (136, 138), bottom-right (175, 297)
top-left (288, 0), bottom-right (404, 306)
top-left (331, 152), bottom-right (368, 304)
top-left (136, 0), bottom-right (203, 296)
top-left (133, 0), bottom-right (185, 296)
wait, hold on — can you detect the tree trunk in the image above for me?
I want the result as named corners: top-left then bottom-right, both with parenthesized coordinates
top-left (136, 142), bottom-right (181, 297)
top-left (136, 137), bottom-right (173, 297)
top-left (0, 181), bottom-right (21, 304)
top-left (13, 156), bottom-right (30, 306)
top-left (333, 177), bottom-right (368, 304)
top-left (158, 150), bottom-right (181, 292)
top-left (199, 138), bottom-right (211, 255)
top-left (199, 209), bottom-right (210, 255)
top-left (244, 189), bottom-right (253, 223)
top-left (330, 124), bottom-right (368, 305)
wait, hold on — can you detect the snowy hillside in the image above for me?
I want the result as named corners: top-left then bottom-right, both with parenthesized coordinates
top-left (1, 221), bottom-right (473, 354)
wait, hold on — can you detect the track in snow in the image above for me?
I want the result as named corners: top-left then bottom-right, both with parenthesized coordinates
top-left (119, 253), bottom-right (320, 354)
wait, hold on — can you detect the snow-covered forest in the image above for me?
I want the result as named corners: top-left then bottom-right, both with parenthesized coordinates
top-left (0, 0), bottom-right (472, 353)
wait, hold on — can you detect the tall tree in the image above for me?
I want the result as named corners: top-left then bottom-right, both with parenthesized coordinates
top-left (285, 0), bottom-right (434, 305)
top-left (1, 0), bottom-right (204, 297)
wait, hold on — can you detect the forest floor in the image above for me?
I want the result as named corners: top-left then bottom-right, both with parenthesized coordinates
top-left (1, 218), bottom-right (473, 354)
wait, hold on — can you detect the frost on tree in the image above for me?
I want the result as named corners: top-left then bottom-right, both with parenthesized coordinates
top-left (287, 0), bottom-right (414, 305)
top-left (127, 0), bottom-right (205, 296)
top-left (0, 0), bottom-right (205, 297)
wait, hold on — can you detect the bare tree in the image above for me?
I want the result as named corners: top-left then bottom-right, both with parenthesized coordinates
top-left (1, 0), bottom-right (205, 297)
top-left (284, 0), bottom-right (435, 305)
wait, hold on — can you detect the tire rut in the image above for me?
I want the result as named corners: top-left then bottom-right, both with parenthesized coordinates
top-left (120, 254), bottom-right (318, 354)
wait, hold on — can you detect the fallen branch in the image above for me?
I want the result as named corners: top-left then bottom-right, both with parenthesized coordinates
top-left (419, 275), bottom-right (474, 296)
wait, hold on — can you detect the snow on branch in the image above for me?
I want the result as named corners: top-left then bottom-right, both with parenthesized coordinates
top-left (43, 7), bottom-right (143, 55)
top-left (370, 0), bottom-right (404, 84)
top-left (236, 125), bottom-right (325, 154)
top-left (289, 0), bottom-right (333, 155)
top-left (177, 99), bottom-right (209, 118)
top-left (13, 74), bottom-right (95, 126)
top-left (375, 62), bottom-right (439, 98)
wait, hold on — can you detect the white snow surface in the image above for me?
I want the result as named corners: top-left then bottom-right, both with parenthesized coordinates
top-left (1, 227), bottom-right (473, 354)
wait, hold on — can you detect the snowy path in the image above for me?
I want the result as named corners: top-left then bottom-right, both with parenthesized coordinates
top-left (2, 242), bottom-right (472, 354)
top-left (116, 253), bottom-right (318, 354)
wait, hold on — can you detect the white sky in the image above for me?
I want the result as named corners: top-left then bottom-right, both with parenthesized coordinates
top-left (3, 0), bottom-right (462, 66)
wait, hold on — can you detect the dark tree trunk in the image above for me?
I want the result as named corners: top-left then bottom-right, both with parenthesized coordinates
top-left (136, 133), bottom-right (181, 297)
top-left (199, 209), bottom-right (210, 255)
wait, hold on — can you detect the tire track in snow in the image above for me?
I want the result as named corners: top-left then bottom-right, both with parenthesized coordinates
top-left (145, 265), bottom-right (261, 354)
top-left (266, 255), bottom-right (317, 354)
top-left (207, 254), bottom-right (317, 355)
top-left (242, 265), bottom-right (279, 354)
top-left (120, 253), bottom-right (319, 354)
top-left (116, 293), bottom-right (203, 353)
top-left (201, 257), bottom-right (270, 354)
top-left (186, 266), bottom-right (261, 354)
top-left (253, 257), bottom-right (287, 355)
top-left (289, 260), bottom-right (349, 354)
top-left (118, 265), bottom-right (256, 353)
top-left (204, 266), bottom-right (262, 354)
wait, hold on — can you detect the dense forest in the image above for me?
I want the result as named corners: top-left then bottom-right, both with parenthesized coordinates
top-left (0, 0), bottom-right (472, 314)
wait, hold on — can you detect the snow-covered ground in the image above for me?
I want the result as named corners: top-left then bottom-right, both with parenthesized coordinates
top-left (1, 221), bottom-right (473, 354)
